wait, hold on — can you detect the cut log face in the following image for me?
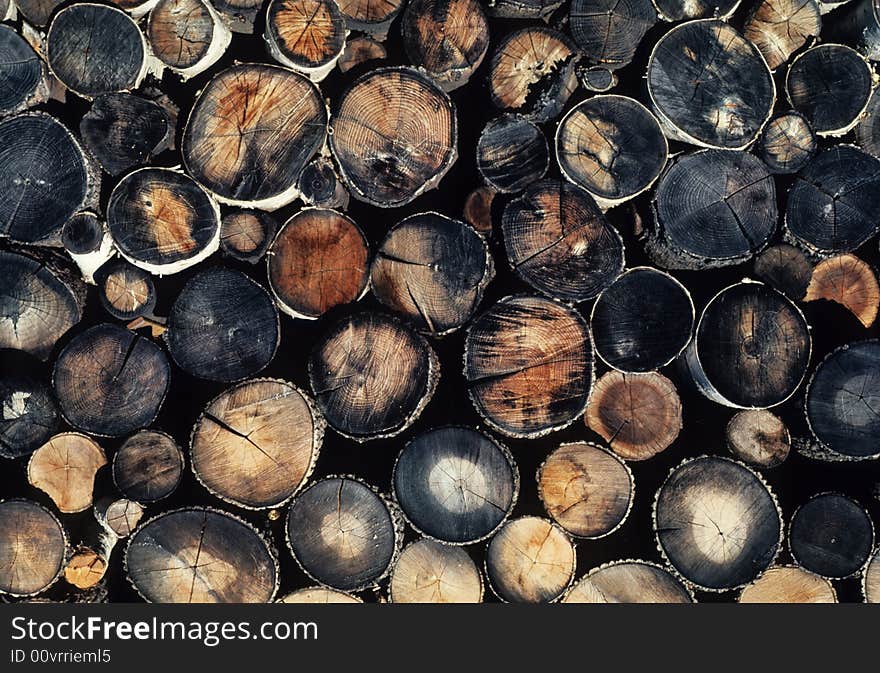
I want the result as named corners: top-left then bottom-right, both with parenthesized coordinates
top-left (744, 0), bottom-right (821, 70)
top-left (330, 67), bottom-right (457, 207)
top-left (103, 499), bottom-right (145, 537)
top-left (488, 27), bottom-right (578, 122)
top-left (182, 64), bottom-right (327, 208)
top-left (591, 267), bottom-right (693, 372)
top-left (166, 268), bottom-right (280, 382)
top-left (370, 213), bottom-right (493, 335)
top-left (0, 499), bottom-right (67, 597)
top-left (738, 565), bottom-right (836, 603)
top-left (62, 213), bottom-right (103, 255)
top-left (855, 89), bottom-right (880, 158)
top-left (652, 0), bottom-right (740, 19)
top-left (47, 4), bottom-right (147, 97)
top-left (0, 372), bottom-right (59, 459)
top-left (65, 547), bottom-right (107, 590)
top-left (502, 180), bottom-right (624, 303)
top-left (309, 313), bottom-right (438, 439)
top-left (27, 432), bottom-right (107, 513)
top-left (806, 340), bottom-right (880, 459)
top-left (464, 295), bottom-right (594, 438)
top-left (126, 508), bottom-right (278, 603)
top-left (789, 493), bottom-right (874, 579)
top-left (556, 95), bottom-right (667, 207)
top-left (785, 145), bottom-right (880, 254)
top-left (487, 0), bottom-right (563, 17)
top-left (297, 158), bottom-right (347, 208)
top-left (98, 260), bottom-right (157, 321)
top-left (726, 409), bottom-right (790, 469)
top-left (14, 0), bottom-right (64, 26)
top-left (113, 430), bottom-right (184, 503)
top-left (268, 208), bottom-right (369, 320)
top-left (278, 587), bottom-right (362, 603)
top-left (286, 477), bottom-right (400, 591)
top-left (562, 560), bottom-right (693, 603)
top-left (485, 516), bottom-right (575, 603)
top-left (148, 0), bottom-right (230, 77)
top-left (476, 115), bottom-right (549, 194)
top-left (805, 254), bottom-right (879, 327)
top-left (758, 111), bottom-right (817, 174)
top-left (265, 0), bottom-right (347, 79)
top-left (463, 186), bottom-right (496, 236)
top-left (190, 379), bottom-right (322, 509)
top-left (390, 539), bottom-right (483, 603)
top-left (579, 66), bottom-right (618, 92)
top-left (53, 324), bottom-right (170, 437)
top-left (569, 0), bottom-right (657, 71)
top-left (586, 370), bottom-right (682, 461)
top-left (337, 35), bottom-right (386, 72)
top-left (786, 44), bottom-right (873, 135)
top-left (0, 114), bottom-right (89, 244)
top-left (393, 426), bottom-right (518, 544)
top-left (537, 442), bottom-right (633, 539)
top-left (220, 209), bottom-right (277, 263)
top-left (337, 0), bottom-right (403, 33)
top-left (0, 25), bottom-right (43, 114)
top-left (647, 20), bottom-right (775, 149)
top-left (401, 0), bottom-right (489, 91)
top-left (212, 0), bottom-right (262, 33)
top-left (753, 244), bottom-right (814, 300)
top-left (865, 546), bottom-right (880, 602)
top-left (688, 282), bottom-right (811, 408)
top-left (651, 150), bottom-right (777, 267)
top-left (654, 456), bottom-right (782, 591)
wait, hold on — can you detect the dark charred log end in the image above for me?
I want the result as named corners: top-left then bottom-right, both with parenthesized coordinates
top-left (0, 25), bottom-right (43, 114)
top-left (113, 429), bottom-right (184, 503)
top-left (477, 115), bottom-right (548, 193)
top-left (753, 244), bottom-right (813, 300)
top-left (463, 186), bottom-right (497, 236)
top-left (337, 36), bottom-right (387, 73)
top-left (570, 0), bottom-right (656, 71)
top-left (758, 112), bottom-right (817, 174)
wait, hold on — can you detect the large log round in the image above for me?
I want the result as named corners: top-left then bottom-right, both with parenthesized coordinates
top-left (0, 365), bottom-right (60, 459)
top-left (562, 560), bottom-right (693, 603)
top-left (738, 565), bottom-right (837, 603)
top-left (569, 0), bottom-right (656, 71)
top-left (0, 499), bottom-right (67, 597)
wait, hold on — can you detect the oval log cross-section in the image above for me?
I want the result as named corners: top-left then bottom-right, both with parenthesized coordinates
top-left (569, 0), bottom-right (657, 71)
top-left (309, 313), bottom-right (438, 439)
top-left (97, 260), bottom-right (157, 321)
top-left (27, 433), bottom-right (106, 513)
top-left (0, 369), bottom-right (59, 459)
top-left (726, 409), bottom-right (791, 468)
top-left (393, 426), bottom-right (518, 544)
top-left (113, 430), bottom-right (184, 503)
top-left (190, 379), bottom-right (322, 509)
top-left (265, 0), bottom-right (347, 80)
top-left (221, 209), bottom-right (277, 264)
top-left (286, 477), bottom-right (401, 591)
top-left (147, 0), bottom-right (230, 78)
top-left (390, 539), bottom-right (483, 603)
top-left (370, 212), bottom-right (494, 335)
top-left (465, 295), bottom-right (594, 438)
top-left (757, 111), bottom-right (817, 174)
top-left (0, 25), bottom-right (44, 114)
top-left (182, 64), bottom-right (327, 209)
top-left (654, 456), bottom-right (782, 591)
top-left (744, 0), bottom-right (821, 71)
top-left (562, 560), bottom-right (693, 603)
top-left (330, 67), bottom-right (457, 207)
top-left (476, 115), bottom-right (549, 194)
top-left (738, 565), bottom-right (837, 603)
top-left (0, 499), bottom-right (67, 597)
top-left (53, 323), bottom-right (170, 437)
top-left (126, 508), bottom-right (278, 603)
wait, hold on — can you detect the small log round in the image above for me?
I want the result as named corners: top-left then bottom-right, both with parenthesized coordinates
top-left (476, 115), bottom-right (548, 194)
top-left (337, 0), bottom-right (403, 37)
top-left (585, 370), bottom-right (682, 461)
top-left (190, 378), bottom-right (322, 509)
top-left (0, 369), bottom-right (59, 459)
top-left (579, 66), bottom-right (618, 92)
top-left (537, 442), bottom-right (633, 538)
top-left (47, 4), bottom-right (147, 98)
top-left (556, 95), bottom-right (667, 208)
top-left (182, 63), bottom-right (327, 209)
top-left (590, 267), bottom-right (694, 372)
top-left (647, 20), bottom-right (775, 150)
top-left (805, 253), bottom-right (879, 327)
top-left (485, 516), bottom-right (575, 603)
top-left (102, 498), bottom-right (145, 537)
top-left (0, 499), bottom-right (67, 597)
top-left (297, 157), bottom-right (349, 208)
top-left (286, 476), bottom-right (401, 591)
top-left (652, 0), bottom-right (740, 19)
top-left (487, 0), bottom-right (563, 18)
top-left (212, 0), bottom-right (262, 33)
top-left (806, 340), bottom-right (880, 460)
top-left (463, 186), bottom-right (496, 236)
top-left (268, 208), bottom-right (369, 320)
top-left (390, 539), bottom-right (483, 603)
top-left (738, 565), bottom-right (837, 603)
top-left (562, 560), bottom-right (693, 603)
top-left (14, 0), bottom-right (63, 26)
top-left (865, 546), bottom-right (880, 602)
top-left (786, 44), bottom-right (873, 135)
top-left (757, 111), bottom-right (817, 174)
top-left (147, 0), bottom-right (231, 78)
top-left (337, 35), bottom-right (386, 73)
top-left (107, 167), bottom-right (221, 275)
top-left (113, 430), bottom-right (184, 503)
top-left (726, 409), bottom-right (790, 469)
top-left (654, 456), bottom-right (782, 591)
top-left (502, 180), bottom-right (624, 303)
top-left (785, 145), bottom-right (880, 254)
top-left (488, 26), bottom-right (578, 122)
top-left (789, 493), bottom-right (874, 579)
top-left (0, 25), bottom-right (45, 114)
top-left (62, 212), bottom-right (103, 256)
top-left (220, 209), bottom-right (277, 263)
top-left (265, 0), bottom-right (347, 81)
top-left (856, 89), bottom-right (880, 158)
top-left (392, 426), bottom-right (518, 544)
top-left (278, 587), bottom-right (361, 603)
top-left (53, 323), bottom-right (170, 437)
top-left (80, 93), bottom-right (177, 176)
top-left (370, 212), bottom-right (493, 335)
top-left (0, 113), bottom-right (89, 244)
top-left (465, 295), bottom-right (594, 438)
top-left (569, 0), bottom-right (657, 71)
top-left (330, 67), bottom-right (457, 207)
top-left (309, 313), bottom-right (438, 440)
top-left (97, 260), bottom-right (157, 321)
top-left (743, 0), bottom-right (821, 70)
top-left (64, 547), bottom-right (107, 590)
top-left (687, 282), bottom-right (811, 409)
top-left (401, 0), bottom-right (489, 91)
top-left (753, 244), bottom-right (814, 300)
top-left (27, 433), bottom-right (107, 513)
top-left (126, 508), bottom-right (278, 603)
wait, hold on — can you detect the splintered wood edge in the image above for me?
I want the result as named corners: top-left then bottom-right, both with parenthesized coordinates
top-left (651, 455), bottom-right (784, 593)
top-left (561, 558), bottom-right (697, 603)
top-left (187, 377), bottom-right (325, 510)
top-left (390, 424), bottom-right (520, 546)
top-left (0, 498), bottom-right (69, 598)
top-left (804, 254), bottom-right (879, 327)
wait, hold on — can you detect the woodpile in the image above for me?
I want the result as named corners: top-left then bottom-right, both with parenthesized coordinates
top-left (2, 0), bottom-right (880, 606)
